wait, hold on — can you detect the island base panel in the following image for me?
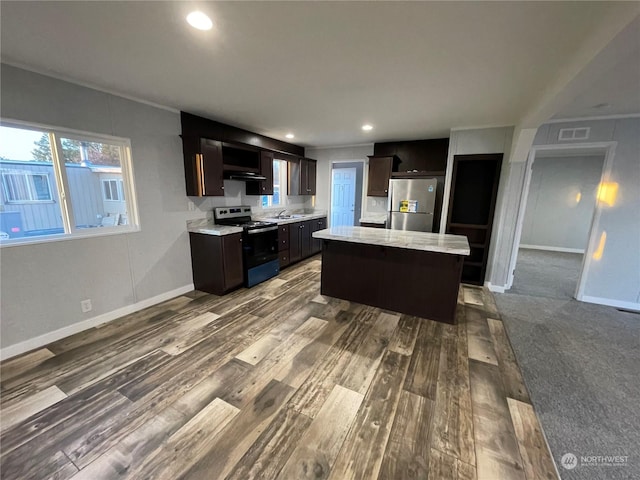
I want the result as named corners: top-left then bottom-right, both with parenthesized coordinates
top-left (320, 240), bottom-right (463, 324)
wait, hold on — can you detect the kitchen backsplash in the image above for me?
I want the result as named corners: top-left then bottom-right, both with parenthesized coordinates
top-left (365, 196), bottom-right (388, 214)
top-left (189, 179), bottom-right (313, 219)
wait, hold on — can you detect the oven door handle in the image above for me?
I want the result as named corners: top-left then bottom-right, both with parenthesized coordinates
top-left (246, 226), bottom-right (279, 235)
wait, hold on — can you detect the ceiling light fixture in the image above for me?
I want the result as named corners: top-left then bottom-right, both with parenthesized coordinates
top-left (187, 11), bottom-right (213, 31)
top-left (285, 133), bottom-right (295, 139)
top-left (362, 124), bottom-right (373, 131)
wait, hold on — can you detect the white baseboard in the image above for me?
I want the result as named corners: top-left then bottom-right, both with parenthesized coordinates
top-left (520, 244), bottom-right (585, 254)
top-left (580, 295), bottom-right (640, 312)
top-left (485, 282), bottom-right (506, 293)
top-left (0, 284), bottom-right (195, 361)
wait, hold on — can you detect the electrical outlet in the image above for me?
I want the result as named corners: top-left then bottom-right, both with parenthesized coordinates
top-left (80, 299), bottom-right (92, 313)
top-left (188, 201), bottom-right (195, 211)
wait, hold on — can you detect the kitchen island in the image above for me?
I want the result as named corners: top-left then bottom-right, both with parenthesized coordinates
top-left (312, 226), bottom-right (470, 324)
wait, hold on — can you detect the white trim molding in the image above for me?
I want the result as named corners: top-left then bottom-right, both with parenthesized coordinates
top-left (580, 295), bottom-right (640, 312)
top-left (2, 60), bottom-right (180, 114)
top-left (485, 282), bottom-right (506, 293)
top-left (0, 284), bottom-right (194, 361)
top-left (519, 244), bottom-right (585, 254)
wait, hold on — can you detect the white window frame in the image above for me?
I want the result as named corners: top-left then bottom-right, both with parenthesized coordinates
top-left (1, 172), bottom-right (53, 203)
top-left (0, 119), bottom-right (140, 247)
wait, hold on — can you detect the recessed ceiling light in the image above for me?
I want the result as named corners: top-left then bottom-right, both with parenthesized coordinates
top-left (285, 133), bottom-right (295, 139)
top-left (187, 11), bottom-right (213, 31)
top-left (362, 124), bottom-right (373, 131)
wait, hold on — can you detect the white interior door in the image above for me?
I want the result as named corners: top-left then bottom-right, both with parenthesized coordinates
top-left (331, 167), bottom-right (356, 227)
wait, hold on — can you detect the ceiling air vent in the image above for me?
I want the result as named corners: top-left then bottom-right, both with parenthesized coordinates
top-left (558, 127), bottom-right (590, 141)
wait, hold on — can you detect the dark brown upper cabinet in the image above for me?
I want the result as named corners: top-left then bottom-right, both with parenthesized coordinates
top-left (374, 138), bottom-right (449, 176)
top-left (246, 150), bottom-right (274, 196)
top-left (303, 158), bottom-right (317, 195)
top-left (182, 136), bottom-right (225, 197)
top-left (288, 158), bottom-right (317, 196)
top-left (367, 155), bottom-right (398, 196)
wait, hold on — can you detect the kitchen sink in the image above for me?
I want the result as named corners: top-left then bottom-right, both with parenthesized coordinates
top-left (264, 214), bottom-right (308, 220)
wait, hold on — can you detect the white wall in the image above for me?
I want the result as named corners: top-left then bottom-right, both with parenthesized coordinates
top-left (305, 144), bottom-right (374, 224)
top-left (532, 118), bottom-right (640, 307)
top-left (520, 155), bottom-right (604, 251)
top-left (0, 65), bottom-right (285, 356)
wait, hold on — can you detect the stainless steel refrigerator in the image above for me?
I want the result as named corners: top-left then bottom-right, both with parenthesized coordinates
top-left (387, 178), bottom-right (437, 232)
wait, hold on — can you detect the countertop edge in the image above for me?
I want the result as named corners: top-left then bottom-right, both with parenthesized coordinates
top-left (313, 228), bottom-right (470, 256)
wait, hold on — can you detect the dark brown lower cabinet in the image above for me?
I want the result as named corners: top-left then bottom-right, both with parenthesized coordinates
top-left (283, 217), bottom-right (326, 268)
top-left (189, 232), bottom-right (243, 295)
top-left (320, 239), bottom-right (464, 324)
top-left (301, 220), bottom-right (312, 258)
top-left (310, 217), bottom-right (326, 254)
top-left (278, 224), bottom-right (290, 268)
top-left (289, 224), bottom-right (302, 263)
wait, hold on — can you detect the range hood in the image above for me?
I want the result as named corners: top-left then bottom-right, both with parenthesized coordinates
top-left (223, 170), bottom-right (267, 181)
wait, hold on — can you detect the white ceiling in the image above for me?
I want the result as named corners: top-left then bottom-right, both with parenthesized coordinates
top-left (1, 1), bottom-right (638, 147)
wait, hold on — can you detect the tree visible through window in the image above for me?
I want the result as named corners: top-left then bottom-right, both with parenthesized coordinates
top-left (0, 122), bottom-right (138, 243)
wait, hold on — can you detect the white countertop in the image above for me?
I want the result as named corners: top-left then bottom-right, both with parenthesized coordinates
top-left (187, 212), bottom-right (328, 236)
top-left (359, 214), bottom-right (387, 225)
top-left (313, 226), bottom-right (470, 255)
top-left (187, 219), bottom-right (243, 236)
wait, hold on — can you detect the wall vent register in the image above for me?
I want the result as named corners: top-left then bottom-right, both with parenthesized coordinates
top-left (558, 127), bottom-right (590, 141)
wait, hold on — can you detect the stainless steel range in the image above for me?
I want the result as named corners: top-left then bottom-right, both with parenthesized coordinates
top-left (213, 206), bottom-right (279, 287)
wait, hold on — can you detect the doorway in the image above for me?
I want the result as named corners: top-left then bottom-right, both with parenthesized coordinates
top-left (330, 162), bottom-right (363, 227)
top-left (508, 144), bottom-right (614, 300)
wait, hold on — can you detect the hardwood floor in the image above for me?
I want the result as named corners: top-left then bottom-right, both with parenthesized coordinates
top-left (0, 256), bottom-right (558, 480)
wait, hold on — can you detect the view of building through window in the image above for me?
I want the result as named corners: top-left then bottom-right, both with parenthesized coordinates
top-left (0, 123), bottom-right (136, 243)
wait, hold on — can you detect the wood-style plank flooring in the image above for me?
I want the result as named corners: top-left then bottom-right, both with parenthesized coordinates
top-left (0, 256), bottom-right (559, 480)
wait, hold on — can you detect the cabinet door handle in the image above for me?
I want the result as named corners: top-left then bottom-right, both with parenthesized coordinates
top-left (196, 154), bottom-right (205, 196)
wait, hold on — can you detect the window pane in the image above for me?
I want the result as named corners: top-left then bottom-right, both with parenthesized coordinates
top-left (60, 137), bottom-right (126, 229)
top-left (31, 174), bottom-right (52, 200)
top-left (0, 126), bottom-right (63, 239)
top-left (273, 186), bottom-right (280, 205)
top-left (273, 160), bottom-right (280, 188)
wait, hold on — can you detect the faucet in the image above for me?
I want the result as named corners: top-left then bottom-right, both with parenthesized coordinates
top-left (276, 209), bottom-right (287, 218)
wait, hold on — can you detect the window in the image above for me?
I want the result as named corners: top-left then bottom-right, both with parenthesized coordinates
top-left (261, 159), bottom-right (287, 207)
top-left (102, 179), bottom-right (125, 201)
top-left (0, 121), bottom-right (138, 245)
top-left (2, 173), bottom-right (52, 202)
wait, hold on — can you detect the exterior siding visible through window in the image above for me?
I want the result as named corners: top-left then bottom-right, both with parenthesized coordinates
top-left (2, 173), bottom-right (52, 202)
top-left (0, 121), bottom-right (139, 245)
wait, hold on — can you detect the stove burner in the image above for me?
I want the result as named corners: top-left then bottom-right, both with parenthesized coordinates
top-left (212, 206), bottom-right (277, 231)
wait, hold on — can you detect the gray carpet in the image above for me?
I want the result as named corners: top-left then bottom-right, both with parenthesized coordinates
top-left (495, 292), bottom-right (640, 480)
top-left (511, 248), bottom-right (583, 300)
